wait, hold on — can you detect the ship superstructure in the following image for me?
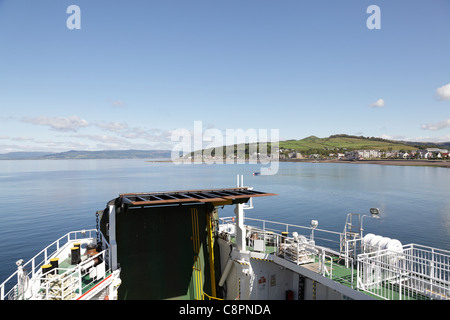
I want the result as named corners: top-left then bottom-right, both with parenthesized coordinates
top-left (1, 176), bottom-right (449, 300)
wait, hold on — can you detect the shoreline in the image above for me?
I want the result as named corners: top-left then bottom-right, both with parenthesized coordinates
top-left (148, 158), bottom-right (450, 168)
top-left (280, 159), bottom-right (450, 168)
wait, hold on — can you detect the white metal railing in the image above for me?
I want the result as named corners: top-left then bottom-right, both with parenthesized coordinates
top-left (218, 216), bottom-right (450, 299)
top-left (357, 244), bottom-right (450, 300)
top-left (220, 216), bottom-right (343, 249)
top-left (218, 216), bottom-right (356, 289)
top-left (36, 250), bottom-right (109, 300)
top-left (1, 229), bottom-right (110, 300)
top-left (342, 236), bottom-right (362, 268)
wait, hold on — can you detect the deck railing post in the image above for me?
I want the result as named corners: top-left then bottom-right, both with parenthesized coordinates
top-left (32, 259), bottom-right (35, 278)
top-left (109, 204), bottom-right (118, 271)
top-left (234, 203), bottom-right (247, 252)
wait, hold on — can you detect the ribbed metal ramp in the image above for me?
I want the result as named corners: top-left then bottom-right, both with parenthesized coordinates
top-left (119, 187), bottom-right (276, 206)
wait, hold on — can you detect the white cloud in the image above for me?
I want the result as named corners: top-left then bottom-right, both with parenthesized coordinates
top-left (0, 135), bottom-right (34, 141)
top-left (436, 83), bottom-right (450, 101)
top-left (378, 134), bottom-right (406, 140)
top-left (370, 98), bottom-right (385, 108)
top-left (70, 134), bottom-right (129, 145)
top-left (119, 127), bottom-right (170, 142)
top-left (111, 100), bottom-right (125, 107)
top-left (421, 118), bottom-right (450, 131)
top-left (105, 99), bottom-right (126, 108)
top-left (96, 121), bottom-right (129, 132)
top-left (93, 121), bottom-right (169, 143)
top-left (379, 133), bottom-right (450, 143)
top-left (405, 135), bottom-right (450, 143)
top-left (22, 115), bottom-right (89, 132)
top-left (420, 118), bottom-right (450, 131)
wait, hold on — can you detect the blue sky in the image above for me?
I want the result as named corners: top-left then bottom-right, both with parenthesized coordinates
top-left (0, 0), bottom-right (449, 153)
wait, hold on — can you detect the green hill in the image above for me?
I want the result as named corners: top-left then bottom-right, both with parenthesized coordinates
top-left (188, 134), bottom-right (437, 159)
top-left (279, 134), bottom-right (421, 153)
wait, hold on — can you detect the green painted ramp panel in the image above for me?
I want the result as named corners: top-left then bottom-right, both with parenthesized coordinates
top-left (115, 204), bottom-right (212, 300)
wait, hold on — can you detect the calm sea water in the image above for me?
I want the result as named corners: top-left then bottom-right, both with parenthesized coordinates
top-left (1, 160), bottom-right (449, 282)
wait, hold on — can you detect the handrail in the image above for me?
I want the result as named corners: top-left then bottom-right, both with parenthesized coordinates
top-left (242, 216), bottom-right (342, 236)
top-left (37, 250), bottom-right (110, 300)
top-left (357, 244), bottom-right (450, 300)
top-left (219, 216), bottom-right (342, 242)
top-left (218, 216), bottom-right (355, 289)
top-left (203, 291), bottom-right (224, 300)
top-left (219, 216), bottom-right (450, 300)
top-left (1, 229), bottom-right (107, 300)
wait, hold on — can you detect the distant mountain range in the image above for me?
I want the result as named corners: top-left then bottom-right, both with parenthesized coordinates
top-left (0, 150), bottom-right (172, 160)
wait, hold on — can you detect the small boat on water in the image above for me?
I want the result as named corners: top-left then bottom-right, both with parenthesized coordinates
top-left (1, 175), bottom-right (449, 300)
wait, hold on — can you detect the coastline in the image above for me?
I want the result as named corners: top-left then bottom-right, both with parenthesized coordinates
top-left (148, 158), bottom-right (450, 168)
top-left (279, 159), bottom-right (450, 168)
